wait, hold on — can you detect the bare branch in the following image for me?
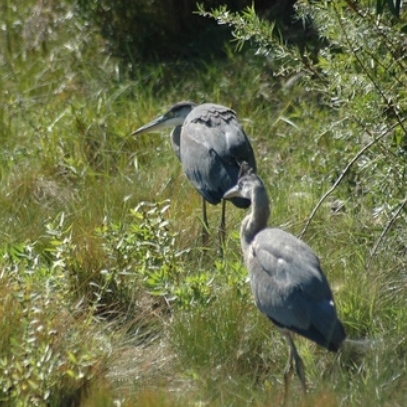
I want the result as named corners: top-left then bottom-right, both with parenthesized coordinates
top-left (299, 125), bottom-right (396, 238)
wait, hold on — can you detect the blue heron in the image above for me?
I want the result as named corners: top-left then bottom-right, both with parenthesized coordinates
top-left (223, 164), bottom-right (346, 397)
top-left (132, 102), bottom-right (257, 245)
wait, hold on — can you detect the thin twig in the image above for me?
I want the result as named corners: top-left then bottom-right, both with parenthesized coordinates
top-left (299, 126), bottom-right (395, 238)
top-left (370, 195), bottom-right (407, 258)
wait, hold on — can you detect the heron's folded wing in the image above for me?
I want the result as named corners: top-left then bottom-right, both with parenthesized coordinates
top-left (249, 228), bottom-right (334, 331)
top-left (181, 107), bottom-right (255, 206)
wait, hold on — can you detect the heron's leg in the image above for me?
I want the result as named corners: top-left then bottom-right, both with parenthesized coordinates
top-left (201, 197), bottom-right (209, 246)
top-left (286, 334), bottom-right (307, 393)
top-left (283, 338), bottom-right (294, 404)
top-left (218, 199), bottom-right (226, 252)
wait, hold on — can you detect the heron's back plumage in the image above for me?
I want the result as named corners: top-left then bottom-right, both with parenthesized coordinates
top-left (181, 103), bottom-right (256, 207)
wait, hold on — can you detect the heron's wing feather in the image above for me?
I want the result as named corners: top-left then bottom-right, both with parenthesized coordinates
top-left (252, 228), bottom-right (328, 295)
top-left (181, 128), bottom-right (243, 205)
top-left (184, 104), bottom-right (256, 170)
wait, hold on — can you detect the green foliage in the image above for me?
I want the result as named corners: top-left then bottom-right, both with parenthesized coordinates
top-left (95, 200), bottom-right (197, 309)
top-left (3, 0), bottom-right (407, 405)
top-left (0, 241), bottom-right (109, 406)
top-left (93, 201), bottom-right (250, 312)
top-left (38, 202), bottom-right (223, 315)
top-left (197, 3), bottom-right (318, 70)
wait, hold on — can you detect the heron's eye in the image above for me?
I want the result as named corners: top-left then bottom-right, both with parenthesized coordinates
top-left (167, 111), bottom-right (174, 118)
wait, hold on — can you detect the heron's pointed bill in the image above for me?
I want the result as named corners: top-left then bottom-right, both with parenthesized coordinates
top-left (131, 114), bottom-right (169, 136)
top-left (223, 184), bottom-right (242, 200)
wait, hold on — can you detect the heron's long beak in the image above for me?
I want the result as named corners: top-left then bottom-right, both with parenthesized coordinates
top-left (131, 114), bottom-right (168, 136)
top-left (223, 184), bottom-right (242, 200)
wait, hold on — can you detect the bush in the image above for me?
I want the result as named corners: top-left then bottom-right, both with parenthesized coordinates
top-left (0, 242), bottom-right (110, 406)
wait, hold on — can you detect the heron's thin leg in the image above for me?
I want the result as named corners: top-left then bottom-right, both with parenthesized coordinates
top-left (286, 334), bottom-right (307, 393)
top-left (201, 197), bottom-right (209, 246)
top-left (218, 199), bottom-right (226, 253)
top-left (283, 338), bottom-right (294, 405)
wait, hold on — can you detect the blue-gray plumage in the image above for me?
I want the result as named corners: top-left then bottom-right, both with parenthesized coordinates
top-left (132, 102), bottom-right (257, 245)
top-left (223, 164), bottom-right (345, 395)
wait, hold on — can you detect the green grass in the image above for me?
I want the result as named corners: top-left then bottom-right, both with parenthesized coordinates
top-left (1, 1), bottom-right (407, 406)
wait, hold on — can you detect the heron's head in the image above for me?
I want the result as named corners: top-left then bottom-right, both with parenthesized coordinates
top-left (223, 163), bottom-right (261, 202)
top-left (131, 101), bottom-right (197, 136)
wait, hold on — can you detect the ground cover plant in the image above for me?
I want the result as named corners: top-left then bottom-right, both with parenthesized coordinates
top-left (1, 0), bottom-right (407, 406)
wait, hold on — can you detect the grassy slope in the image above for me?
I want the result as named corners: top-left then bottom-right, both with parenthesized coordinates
top-left (1, 1), bottom-right (407, 406)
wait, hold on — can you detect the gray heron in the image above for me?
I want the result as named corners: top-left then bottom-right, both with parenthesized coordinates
top-left (223, 164), bottom-right (345, 398)
top-left (132, 102), bottom-right (257, 246)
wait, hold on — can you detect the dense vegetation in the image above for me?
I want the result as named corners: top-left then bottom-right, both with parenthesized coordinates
top-left (71, 0), bottom-right (298, 63)
top-left (1, 0), bottom-right (407, 406)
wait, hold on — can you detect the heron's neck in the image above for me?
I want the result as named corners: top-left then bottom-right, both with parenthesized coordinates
top-left (241, 187), bottom-right (270, 252)
top-left (170, 126), bottom-right (182, 161)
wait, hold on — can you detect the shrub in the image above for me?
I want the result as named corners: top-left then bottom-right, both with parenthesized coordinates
top-left (0, 242), bottom-right (109, 406)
